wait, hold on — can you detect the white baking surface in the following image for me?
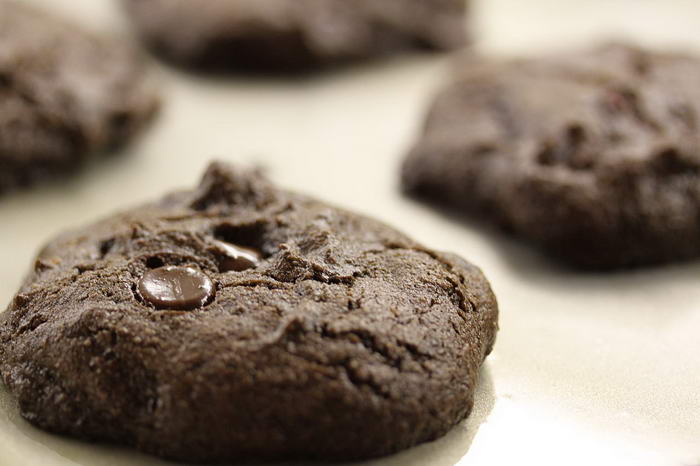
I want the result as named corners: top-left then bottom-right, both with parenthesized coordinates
top-left (1, 1), bottom-right (699, 465)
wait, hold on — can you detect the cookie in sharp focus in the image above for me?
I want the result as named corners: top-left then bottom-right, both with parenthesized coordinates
top-left (0, 0), bottom-right (159, 194)
top-left (120, 0), bottom-right (468, 72)
top-left (402, 42), bottom-right (700, 269)
top-left (0, 162), bottom-right (498, 462)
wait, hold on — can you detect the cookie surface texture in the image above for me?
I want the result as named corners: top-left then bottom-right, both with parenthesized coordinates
top-left (0, 0), bottom-right (159, 193)
top-left (402, 43), bottom-right (700, 269)
top-left (0, 162), bottom-right (498, 462)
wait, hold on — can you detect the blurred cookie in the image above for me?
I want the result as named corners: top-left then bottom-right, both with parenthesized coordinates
top-left (0, 0), bottom-right (159, 193)
top-left (121, 0), bottom-right (468, 72)
top-left (403, 43), bottom-right (700, 269)
top-left (0, 162), bottom-right (498, 462)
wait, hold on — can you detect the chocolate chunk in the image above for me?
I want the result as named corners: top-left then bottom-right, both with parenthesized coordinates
top-left (211, 240), bottom-right (261, 272)
top-left (137, 266), bottom-right (214, 310)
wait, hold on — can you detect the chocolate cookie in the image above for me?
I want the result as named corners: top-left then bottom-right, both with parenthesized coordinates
top-left (0, 0), bottom-right (159, 193)
top-left (120, 0), bottom-right (468, 72)
top-left (0, 162), bottom-right (498, 462)
top-left (402, 43), bottom-right (700, 269)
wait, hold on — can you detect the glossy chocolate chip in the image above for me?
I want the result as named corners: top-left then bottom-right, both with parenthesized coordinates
top-left (211, 240), bottom-right (261, 272)
top-left (137, 266), bottom-right (214, 310)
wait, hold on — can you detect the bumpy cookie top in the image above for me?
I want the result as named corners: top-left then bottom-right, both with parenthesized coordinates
top-left (1, 162), bottom-right (497, 462)
top-left (0, 0), bottom-right (158, 191)
top-left (121, 0), bottom-right (467, 70)
top-left (403, 43), bottom-right (700, 268)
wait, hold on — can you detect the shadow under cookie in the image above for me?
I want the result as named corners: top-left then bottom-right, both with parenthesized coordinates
top-left (119, 0), bottom-right (469, 75)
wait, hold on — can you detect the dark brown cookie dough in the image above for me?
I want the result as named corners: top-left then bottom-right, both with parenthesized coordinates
top-left (0, 162), bottom-right (498, 462)
top-left (0, 0), bottom-right (159, 194)
top-left (402, 43), bottom-right (700, 269)
top-left (121, 0), bottom-right (468, 72)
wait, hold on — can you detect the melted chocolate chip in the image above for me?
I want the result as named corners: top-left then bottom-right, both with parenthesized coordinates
top-left (211, 240), bottom-right (261, 272)
top-left (137, 266), bottom-right (214, 310)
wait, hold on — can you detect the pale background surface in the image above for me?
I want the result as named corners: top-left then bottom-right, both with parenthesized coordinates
top-left (1, 1), bottom-right (699, 465)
